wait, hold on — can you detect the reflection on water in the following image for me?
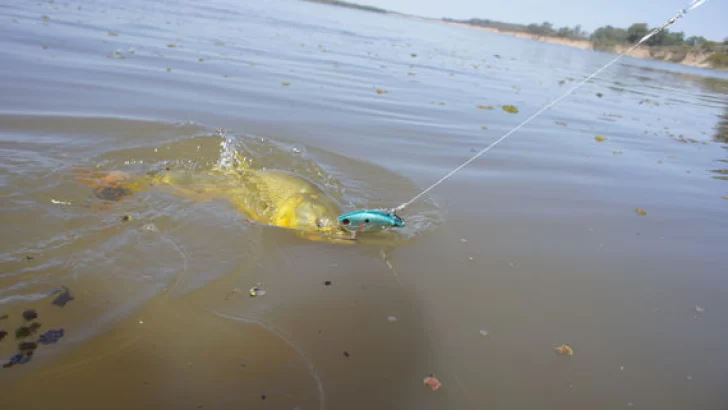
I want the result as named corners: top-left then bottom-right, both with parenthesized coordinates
top-left (1, 0), bottom-right (728, 409)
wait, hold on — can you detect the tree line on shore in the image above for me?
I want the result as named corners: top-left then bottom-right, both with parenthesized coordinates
top-left (444, 18), bottom-right (728, 67)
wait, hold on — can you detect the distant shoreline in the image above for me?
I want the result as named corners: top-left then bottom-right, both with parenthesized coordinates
top-left (301, 0), bottom-right (725, 71)
top-left (434, 19), bottom-right (717, 70)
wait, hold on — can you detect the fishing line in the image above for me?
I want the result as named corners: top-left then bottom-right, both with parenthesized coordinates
top-left (358, 0), bottom-right (708, 222)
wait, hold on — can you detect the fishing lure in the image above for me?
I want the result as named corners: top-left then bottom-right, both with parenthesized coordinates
top-left (337, 209), bottom-right (404, 236)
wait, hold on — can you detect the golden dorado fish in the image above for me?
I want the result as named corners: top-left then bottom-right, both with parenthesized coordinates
top-left (72, 166), bottom-right (355, 242)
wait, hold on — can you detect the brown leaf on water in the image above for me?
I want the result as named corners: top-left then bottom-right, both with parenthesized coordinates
top-left (423, 375), bottom-right (442, 391)
top-left (554, 121), bottom-right (567, 126)
top-left (477, 105), bottom-right (494, 110)
top-left (108, 31), bottom-right (118, 37)
top-left (281, 82), bottom-right (291, 86)
top-left (635, 208), bottom-right (647, 216)
top-left (594, 135), bottom-right (607, 142)
top-left (198, 57), bottom-right (204, 62)
top-left (501, 105), bottom-right (518, 114)
top-left (721, 196), bottom-right (728, 200)
top-left (167, 44), bottom-right (176, 48)
top-left (375, 89), bottom-right (388, 95)
top-left (555, 344), bottom-right (573, 356)
top-left (438, 101), bottom-right (446, 106)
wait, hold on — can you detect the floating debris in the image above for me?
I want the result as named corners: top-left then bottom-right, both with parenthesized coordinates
top-left (214, 41), bottom-right (225, 46)
top-left (635, 208), bottom-right (648, 216)
top-left (594, 135), bottom-right (607, 142)
top-left (479, 329), bottom-right (489, 337)
top-left (141, 223), bottom-right (158, 232)
top-left (167, 43), bottom-right (176, 48)
top-left (0, 330), bottom-right (7, 341)
top-left (596, 92), bottom-right (603, 98)
top-left (121, 215), bottom-right (132, 222)
top-left (375, 89), bottom-right (388, 95)
top-left (15, 323), bottom-right (41, 339)
top-left (249, 286), bottom-right (265, 298)
top-left (554, 121), bottom-right (567, 126)
top-left (198, 57), bottom-right (204, 62)
top-left (476, 105), bottom-right (494, 110)
top-left (695, 305), bottom-right (705, 313)
top-left (407, 72), bottom-right (416, 76)
top-left (281, 82), bottom-right (291, 86)
top-left (51, 199), bottom-right (72, 205)
top-left (324, 281), bottom-right (332, 286)
top-left (423, 374), bottom-right (442, 391)
top-left (22, 310), bottom-right (38, 321)
top-left (38, 329), bottom-right (64, 345)
top-left (501, 105), bottom-right (518, 114)
top-left (558, 80), bottom-right (565, 86)
top-left (166, 67), bottom-right (172, 72)
top-left (108, 31), bottom-right (118, 37)
top-left (51, 286), bottom-right (74, 307)
top-left (438, 101), bottom-right (446, 106)
top-left (387, 316), bottom-right (398, 323)
top-left (480, 126), bottom-right (488, 130)
top-left (721, 196), bottom-right (728, 200)
top-left (410, 53), bottom-right (417, 58)
top-left (3, 352), bottom-right (33, 368)
top-left (18, 341), bottom-right (38, 352)
top-left (343, 351), bottom-right (350, 358)
top-left (555, 344), bottom-right (573, 356)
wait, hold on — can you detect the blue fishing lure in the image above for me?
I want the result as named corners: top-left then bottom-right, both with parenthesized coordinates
top-left (337, 210), bottom-right (405, 235)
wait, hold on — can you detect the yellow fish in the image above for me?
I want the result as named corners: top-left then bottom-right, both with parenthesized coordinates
top-left (72, 166), bottom-right (355, 243)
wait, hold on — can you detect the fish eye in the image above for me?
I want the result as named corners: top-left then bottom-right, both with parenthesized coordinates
top-left (316, 218), bottom-right (323, 228)
top-left (342, 218), bottom-right (350, 225)
top-left (364, 219), bottom-right (370, 223)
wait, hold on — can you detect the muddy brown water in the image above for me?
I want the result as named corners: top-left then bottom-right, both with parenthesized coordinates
top-left (1, 0), bottom-right (728, 409)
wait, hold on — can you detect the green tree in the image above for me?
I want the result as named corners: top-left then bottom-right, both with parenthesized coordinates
top-left (686, 35), bottom-right (707, 46)
top-left (627, 23), bottom-right (649, 43)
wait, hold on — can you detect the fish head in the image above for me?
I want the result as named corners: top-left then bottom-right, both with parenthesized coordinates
top-left (272, 193), bottom-right (352, 242)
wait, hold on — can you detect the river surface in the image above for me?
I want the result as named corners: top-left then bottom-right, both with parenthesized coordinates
top-left (1, 0), bottom-right (727, 409)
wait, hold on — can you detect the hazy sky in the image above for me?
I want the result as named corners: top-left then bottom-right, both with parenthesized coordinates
top-left (358, 0), bottom-right (726, 41)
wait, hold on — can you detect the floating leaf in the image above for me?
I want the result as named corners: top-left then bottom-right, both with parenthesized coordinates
top-left (555, 344), bottom-right (573, 356)
top-left (501, 105), bottom-right (518, 114)
top-left (38, 329), bottom-right (64, 345)
top-left (51, 287), bottom-right (74, 307)
top-left (15, 323), bottom-right (41, 339)
top-left (481, 126), bottom-right (488, 130)
top-left (410, 53), bottom-right (417, 57)
top-left (407, 72), bottom-right (416, 76)
top-left (594, 135), bottom-right (607, 142)
top-left (477, 105), bottom-right (494, 110)
top-left (108, 31), bottom-right (118, 37)
top-left (375, 89), bottom-right (388, 95)
top-left (722, 196), bottom-right (728, 200)
top-left (249, 286), bottom-right (265, 297)
top-left (22, 310), bottom-right (38, 321)
top-left (166, 67), bottom-right (172, 72)
top-left (596, 92), bottom-right (603, 98)
top-left (198, 57), bottom-right (204, 62)
top-left (281, 82), bottom-right (291, 86)
top-left (438, 101), bottom-right (446, 106)
top-left (554, 121), bottom-right (567, 126)
top-left (635, 208), bottom-right (647, 216)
